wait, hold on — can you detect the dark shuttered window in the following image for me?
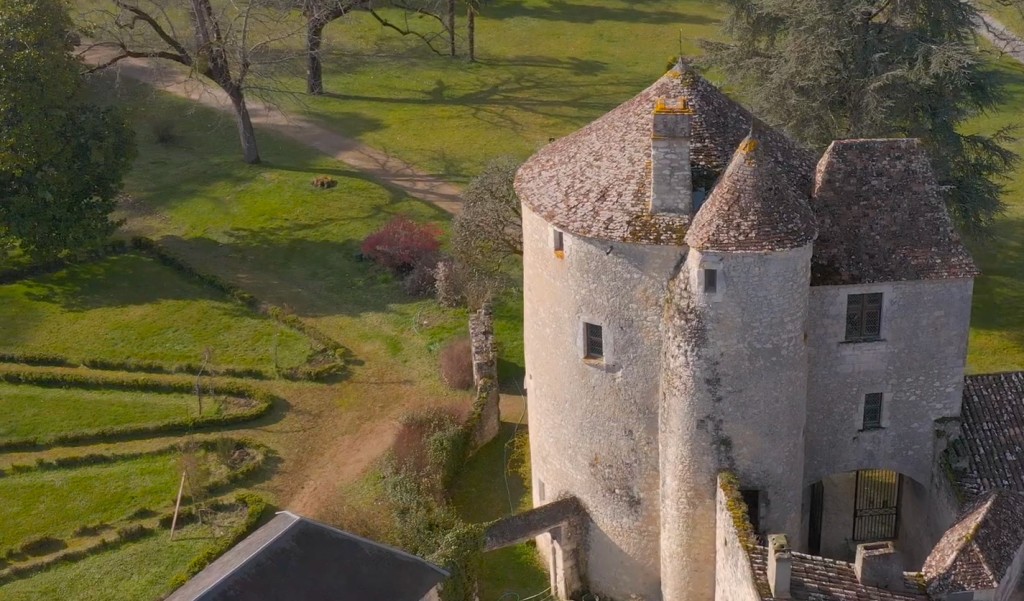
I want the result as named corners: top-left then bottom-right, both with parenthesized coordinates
top-left (584, 323), bottom-right (603, 359)
top-left (862, 393), bottom-right (884, 430)
top-left (846, 293), bottom-right (883, 342)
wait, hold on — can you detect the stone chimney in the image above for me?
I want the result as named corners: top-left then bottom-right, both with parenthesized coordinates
top-left (768, 534), bottom-right (792, 599)
top-left (855, 542), bottom-right (904, 589)
top-left (650, 97), bottom-right (693, 215)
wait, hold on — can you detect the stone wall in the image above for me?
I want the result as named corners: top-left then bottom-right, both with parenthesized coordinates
top-left (803, 278), bottom-right (974, 486)
top-left (716, 474), bottom-right (765, 601)
top-left (659, 244), bottom-right (811, 601)
top-left (522, 205), bottom-right (684, 600)
top-left (468, 305), bottom-right (500, 450)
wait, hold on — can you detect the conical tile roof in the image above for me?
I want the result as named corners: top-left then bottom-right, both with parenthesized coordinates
top-left (684, 131), bottom-right (817, 252)
top-left (514, 62), bottom-right (816, 245)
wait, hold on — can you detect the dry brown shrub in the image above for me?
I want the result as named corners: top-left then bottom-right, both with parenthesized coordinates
top-left (439, 337), bottom-right (473, 390)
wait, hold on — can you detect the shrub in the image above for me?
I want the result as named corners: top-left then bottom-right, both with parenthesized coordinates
top-left (151, 119), bottom-right (178, 145)
top-left (439, 337), bottom-right (473, 390)
top-left (401, 260), bottom-right (438, 298)
top-left (18, 535), bottom-right (66, 557)
top-left (360, 216), bottom-right (442, 274)
top-left (311, 175), bottom-right (337, 189)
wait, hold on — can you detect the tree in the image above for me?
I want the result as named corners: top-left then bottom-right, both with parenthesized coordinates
top-left (83, 0), bottom-right (300, 164)
top-left (703, 0), bottom-right (1018, 233)
top-left (449, 157), bottom-right (522, 306)
top-left (301, 0), bottom-right (370, 95)
top-left (0, 0), bottom-right (135, 260)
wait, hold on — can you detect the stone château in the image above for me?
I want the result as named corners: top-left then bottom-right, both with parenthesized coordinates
top-left (513, 62), bottom-right (1024, 601)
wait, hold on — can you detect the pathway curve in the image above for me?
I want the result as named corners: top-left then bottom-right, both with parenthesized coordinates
top-left (978, 12), bottom-right (1024, 62)
top-left (79, 44), bottom-right (463, 215)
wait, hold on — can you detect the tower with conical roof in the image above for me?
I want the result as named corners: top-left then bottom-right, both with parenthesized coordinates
top-left (659, 130), bottom-right (817, 601)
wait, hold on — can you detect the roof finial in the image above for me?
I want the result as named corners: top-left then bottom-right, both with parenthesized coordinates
top-left (740, 119), bottom-right (760, 154)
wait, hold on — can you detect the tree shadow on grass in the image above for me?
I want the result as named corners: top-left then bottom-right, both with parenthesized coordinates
top-left (484, 0), bottom-right (720, 25)
top-left (967, 214), bottom-right (1024, 372)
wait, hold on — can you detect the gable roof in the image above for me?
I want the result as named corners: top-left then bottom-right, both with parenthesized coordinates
top-left (514, 62), bottom-right (816, 246)
top-left (685, 132), bottom-right (817, 252)
top-left (950, 372), bottom-right (1024, 499)
top-left (922, 490), bottom-right (1024, 594)
top-left (165, 511), bottom-right (448, 601)
top-left (809, 139), bottom-right (978, 285)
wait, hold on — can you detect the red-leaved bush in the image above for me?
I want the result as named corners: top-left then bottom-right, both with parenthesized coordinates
top-left (360, 216), bottom-right (442, 273)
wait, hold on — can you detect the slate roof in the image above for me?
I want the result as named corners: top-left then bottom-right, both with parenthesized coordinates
top-left (809, 139), bottom-right (978, 285)
top-left (514, 62), bottom-right (816, 246)
top-left (165, 511), bottom-right (448, 601)
top-left (951, 372), bottom-right (1024, 499)
top-left (921, 490), bottom-right (1024, 594)
top-left (685, 131), bottom-right (817, 252)
top-left (749, 547), bottom-right (926, 601)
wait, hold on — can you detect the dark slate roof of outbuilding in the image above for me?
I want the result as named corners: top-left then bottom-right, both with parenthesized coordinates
top-left (809, 139), bottom-right (978, 285)
top-left (749, 547), bottom-right (926, 601)
top-left (165, 511), bottom-right (448, 601)
top-left (684, 132), bottom-right (817, 252)
top-left (922, 490), bottom-right (1024, 594)
top-left (514, 62), bottom-right (816, 246)
top-left (950, 372), bottom-right (1024, 499)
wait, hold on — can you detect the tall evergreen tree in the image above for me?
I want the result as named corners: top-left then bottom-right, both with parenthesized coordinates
top-left (0, 0), bottom-right (135, 259)
top-left (704, 0), bottom-right (1017, 233)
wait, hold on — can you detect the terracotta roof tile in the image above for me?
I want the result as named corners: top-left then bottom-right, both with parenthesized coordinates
top-left (949, 373), bottom-right (1024, 498)
top-left (749, 547), bottom-right (926, 601)
top-left (922, 491), bottom-right (1024, 594)
top-left (685, 131), bottom-right (817, 252)
top-left (810, 139), bottom-right (978, 285)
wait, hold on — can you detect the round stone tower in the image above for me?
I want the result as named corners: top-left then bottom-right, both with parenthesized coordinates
top-left (658, 133), bottom-right (817, 601)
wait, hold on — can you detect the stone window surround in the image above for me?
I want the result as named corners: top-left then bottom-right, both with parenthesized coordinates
top-left (578, 315), bottom-right (613, 368)
top-left (836, 284), bottom-right (893, 349)
top-left (552, 226), bottom-right (565, 259)
top-left (693, 255), bottom-right (724, 303)
top-left (855, 387), bottom-right (893, 432)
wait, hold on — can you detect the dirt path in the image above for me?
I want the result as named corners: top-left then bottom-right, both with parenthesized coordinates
top-left (78, 44), bottom-right (464, 215)
top-left (978, 12), bottom-right (1024, 62)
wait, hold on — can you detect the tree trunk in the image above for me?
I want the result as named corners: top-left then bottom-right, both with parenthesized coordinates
top-left (228, 89), bottom-right (261, 164)
top-left (448, 0), bottom-right (456, 57)
top-left (307, 17), bottom-right (327, 95)
top-left (467, 3), bottom-right (475, 62)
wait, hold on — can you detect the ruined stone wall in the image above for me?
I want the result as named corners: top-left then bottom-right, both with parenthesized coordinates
top-left (803, 279), bottom-right (973, 487)
top-left (522, 205), bottom-right (684, 601)
top-left (469, 305), bottom-right (500, 450)
top-left (660, 244), bottom-right (811, 601)
top-left (716, 475), bottom-right (765, 601)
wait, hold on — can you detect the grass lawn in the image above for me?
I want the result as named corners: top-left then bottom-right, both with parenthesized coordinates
top-left (0, 453), bottom-right (182, 550)
top-left (984, 2), bottom-right (1024, 39)
top-left (964, 56), bottom-right (1024, 373)
top-left (0, 383), bottom-right (217, 443)
top-left (451, 423), bottom-right (546, 601)
top-left (0, 253), bottom-right (309, 371)
top-left (0, 519), bottom-right (242, 601)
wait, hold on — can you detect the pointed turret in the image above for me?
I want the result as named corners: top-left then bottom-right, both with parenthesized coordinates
top-left (685, 128), bottom-right (817, 252)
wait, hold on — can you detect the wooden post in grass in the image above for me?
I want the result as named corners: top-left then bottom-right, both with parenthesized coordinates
top-left (170, 471), bottom-right (187, 540)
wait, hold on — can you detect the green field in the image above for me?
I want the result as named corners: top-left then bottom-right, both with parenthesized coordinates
top-left (0, 519), bottom-right (242, 601)
top-left (0, 454), bottom-right (181, 550)
top-left (0, 253), bottom-right (309, 370)
top-left (0, 384), bottom-right (216, 442)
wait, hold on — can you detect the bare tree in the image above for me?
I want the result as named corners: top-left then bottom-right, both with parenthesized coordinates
top-left (466, 0), bottom-right (478, 61)
top-left (81, 0), bottom-right (302, 164)
top-left (301, 0), bottom-right (370, 95)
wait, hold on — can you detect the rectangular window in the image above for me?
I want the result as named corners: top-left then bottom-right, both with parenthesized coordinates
top-left (846, 293), bottom-right (883, 342)
top-left (740, 489), bottom-right (761, 534)
top-left (704, 268), bottom-right (718, 294)
top-left (584, 322), bottom-right (603, 359)
top-left (862, 393), bottom-right (883, 430)
top-left (553, 230), bottom-right (564, 256)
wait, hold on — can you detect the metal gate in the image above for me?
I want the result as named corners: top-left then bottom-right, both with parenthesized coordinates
top-left (853, 469), bottom-right (901, 542)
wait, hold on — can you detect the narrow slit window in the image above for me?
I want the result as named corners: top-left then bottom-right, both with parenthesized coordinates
top-left (862, 393), bottom-right (883, 430)
top-left (846, 293), bottom-right (883, 342)
top-left (553, 230), bottom-right (564, 256)
top-left (704, 268), bottom-right (718, 294)
top-left (584, 322), bottom-right (603, 360)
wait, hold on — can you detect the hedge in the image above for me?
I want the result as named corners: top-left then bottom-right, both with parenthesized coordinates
top-left (0, 372), bottom-right (277, 451)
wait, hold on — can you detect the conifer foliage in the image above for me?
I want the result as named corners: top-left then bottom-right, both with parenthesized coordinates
top-left (704, 0), bottom-right (1018, 233)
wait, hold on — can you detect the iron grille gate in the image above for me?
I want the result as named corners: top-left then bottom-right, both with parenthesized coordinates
top-left (853, 469), bottom-right (901, 542)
